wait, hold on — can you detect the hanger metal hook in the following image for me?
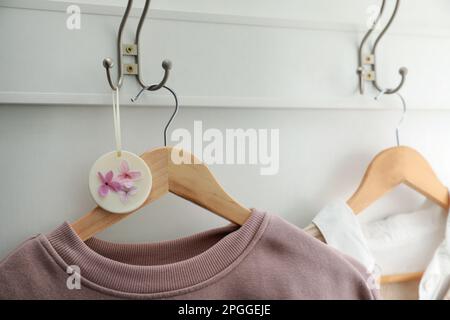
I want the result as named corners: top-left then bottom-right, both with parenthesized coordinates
top-left (135, 0), bottom-right (172, 91)
top-left (131, 85), bottom-right (179, 147)
top-left (161, 86), bottom-right (179, 147)
top-left (358, 0), bottom-right (408, 95)
top-left (375, 90), bottom-right (406, 147)
top-left (102, 0), bottom-right (133, 90)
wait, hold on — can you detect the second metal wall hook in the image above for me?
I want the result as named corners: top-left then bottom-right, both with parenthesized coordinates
top-left (102, 0), bottom-right (172, 91)
top-left (357, 0), bottom-right (408, 95)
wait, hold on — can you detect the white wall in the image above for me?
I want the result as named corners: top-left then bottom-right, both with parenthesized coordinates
top-left (1, 0), bottom-right (450, 258)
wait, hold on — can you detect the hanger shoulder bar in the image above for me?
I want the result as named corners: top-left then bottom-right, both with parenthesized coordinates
top-left (402, 149), bottom-right (449, 209)
top-left (347, 147), bottom-right (405, 214)
top-left (71, 148), bottom-right (169, 241)
top-left (347, 146), bottom-right (449, 214)
top-left (168, 148), bottom-right (251, 225)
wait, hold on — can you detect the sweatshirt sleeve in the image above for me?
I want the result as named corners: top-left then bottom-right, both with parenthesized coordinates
top-left (0, 236), bottom-right (47, 299)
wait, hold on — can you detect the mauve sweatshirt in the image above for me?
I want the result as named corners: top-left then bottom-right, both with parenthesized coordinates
top-left (0, 210), bottom-right (379, 299)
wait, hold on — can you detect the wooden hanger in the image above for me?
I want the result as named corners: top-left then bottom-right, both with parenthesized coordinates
top-left (347, 145), bottom-right (449, 284)
top-left (347, 146), bottom-right (449, 214)
top-left (71, 147), bottom-right (251, 241)
top-left (304, 146), bottom-right (449, 284)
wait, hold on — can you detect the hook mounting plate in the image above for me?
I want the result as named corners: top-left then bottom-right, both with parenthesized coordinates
top-left (123, 63), bottom-right (138, 75)
top-left (363, 70), bottom-right (376, 81)
top-left (122, 44), bottom-right (137, 56)
top-left (363, 54), bottom-right (375, 65)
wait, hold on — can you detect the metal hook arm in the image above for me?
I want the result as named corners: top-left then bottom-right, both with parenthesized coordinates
top-left (358, 0), bottom-right (386, 94)
top-left (102, 0), bottom-right (133, 90)
top-left (371, 0), bottom-right (407, 94)
top-left (373, 66), bottom-right (408, 94)
top-left (358, 0), bottom-right (386, 69)
top-left (135, 0), bottom-right (172, 91)
top-left (130, 60), bottom-right (172, 102)
top-left (148, 60), bottom-right (172, 91)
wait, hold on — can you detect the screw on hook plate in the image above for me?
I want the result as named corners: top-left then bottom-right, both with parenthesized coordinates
top-left (363, 54), bottom-right (375, 65)
top-left (122, 44), bottom-right (137, 56)
top-left (123, 64), bottom-right (138, 75)
top-left (363, 70), bottom-right (376, 81)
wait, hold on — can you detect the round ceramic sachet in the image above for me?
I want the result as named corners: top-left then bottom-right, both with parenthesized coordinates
top-left (89, 151), bottom-right (152, 214)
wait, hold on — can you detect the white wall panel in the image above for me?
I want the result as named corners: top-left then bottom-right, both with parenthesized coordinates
top-left (1, 1), bottom-right (450, 258)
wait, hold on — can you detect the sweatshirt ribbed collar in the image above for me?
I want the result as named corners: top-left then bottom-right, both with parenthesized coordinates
top-left (43, 210), bottom-right (267, 295)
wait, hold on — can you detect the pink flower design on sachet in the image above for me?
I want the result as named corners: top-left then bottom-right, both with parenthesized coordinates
top-left (118, 160), bottom-right (141, 181)
top-left (98, 171), bottom-right (122, 197)
top-left (118, 184), bottom-right (138, 203)
top-left (96, 161), bottom-right (141, 202)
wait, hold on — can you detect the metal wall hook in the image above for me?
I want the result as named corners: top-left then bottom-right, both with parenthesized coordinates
top-left (102, 0), bottom-right (172, 91)
top-left (375, 90), bottom-right (407, 146)
top-left (102, 0), bottom-right (133, 90)
top-left (134, 0), bottom-right (172, 91)
top-left (358, 0), bottom-right (408, 95)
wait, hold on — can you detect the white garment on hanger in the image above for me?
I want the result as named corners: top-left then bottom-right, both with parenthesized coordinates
top-left (313, 198), bottom-right (450, 300)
